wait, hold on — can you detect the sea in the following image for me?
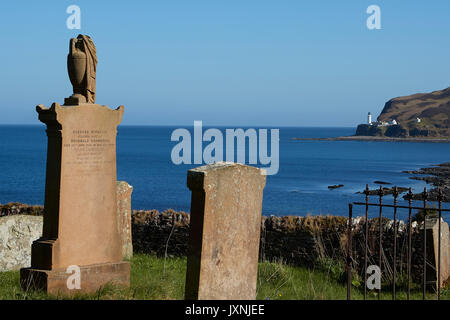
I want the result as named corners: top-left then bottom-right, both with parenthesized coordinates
top-left (1, 125), bottom-right (449, 222)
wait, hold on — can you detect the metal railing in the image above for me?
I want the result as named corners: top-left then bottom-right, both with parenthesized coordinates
top-left (347, 185), bottom-right (449, 300)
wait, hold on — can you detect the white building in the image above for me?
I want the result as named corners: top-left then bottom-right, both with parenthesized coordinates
top-left (389, 119), bottom-right (398, 125)
top-left (416, 117), bottom-right (421, 123)
top-left (364, 113), bottom-right (399, 127)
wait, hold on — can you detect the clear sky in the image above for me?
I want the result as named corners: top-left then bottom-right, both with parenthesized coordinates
top-left (0, 0), bottom-right (448, 126)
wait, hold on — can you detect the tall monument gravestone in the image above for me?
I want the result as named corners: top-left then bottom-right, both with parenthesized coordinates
top-left (185, 162), bottom-right (266, 300)
top-left (20, 35), bottom-right (130, 294)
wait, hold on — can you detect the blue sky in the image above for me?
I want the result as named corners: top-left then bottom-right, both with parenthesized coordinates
top-left (0, 0), bottom-right (449, 126)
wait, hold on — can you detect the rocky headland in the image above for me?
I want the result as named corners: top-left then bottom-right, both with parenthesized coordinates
top-left (293, 87), bottom-right (450, 141)
top-left (356, 87), bottom-right (450, 138)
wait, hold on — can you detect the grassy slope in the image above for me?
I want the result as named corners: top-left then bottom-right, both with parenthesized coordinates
top-left (0, 254), bottom-right (448, 300)
top-left (377, 87), bottom-right (450, 135)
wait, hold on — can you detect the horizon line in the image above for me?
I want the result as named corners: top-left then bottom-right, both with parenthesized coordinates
top-left (0, 123), bottom-right (357, 128)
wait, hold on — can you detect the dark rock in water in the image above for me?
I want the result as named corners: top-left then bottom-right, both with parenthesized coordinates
top-left (328, 184), bottom-right (344, 189)
top-left (374, 181), bottom-right (391, 185)
top-left (356, 187), bottom-right (408, 195)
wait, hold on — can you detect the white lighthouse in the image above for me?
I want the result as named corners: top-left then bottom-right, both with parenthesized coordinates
top-left (368, 112), bottom-right (372, 125)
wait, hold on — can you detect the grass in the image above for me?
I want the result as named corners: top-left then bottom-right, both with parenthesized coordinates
top-left (0, 254), bottom-right (448, 300)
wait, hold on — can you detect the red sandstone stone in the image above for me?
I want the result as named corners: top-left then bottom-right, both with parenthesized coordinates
top-left (21, 103), bottom-right (130, 294)
top-left (185, 162), bottom-right (266, 300)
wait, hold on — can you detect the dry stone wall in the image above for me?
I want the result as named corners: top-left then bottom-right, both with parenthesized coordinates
top-left (2, 203), bottom-right (449, 285)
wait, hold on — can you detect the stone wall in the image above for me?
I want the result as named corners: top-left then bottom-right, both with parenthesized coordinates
top-left (131, 209), bottom-right (450, 285)
top-left (132, 209), bottom-right (190, 257)
top-left (0, 203), bottom-right (44, 217)
top-left (2, 203), bottom-right (449, 285)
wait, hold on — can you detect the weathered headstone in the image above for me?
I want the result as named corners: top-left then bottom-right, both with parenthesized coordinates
top-left (425, 217), bottom-right (449, 290)
top-left (117, 181), bottom-right (133, 260)
top-left (0, 215), bottom-right (43, 272)
top-left (185, 162), bottom-right (266, 300)
top-left (20, 35), bottom-right (130, 295)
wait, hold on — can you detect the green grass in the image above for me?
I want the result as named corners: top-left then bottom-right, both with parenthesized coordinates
top-left (0, 254), bottom-right (448, 300)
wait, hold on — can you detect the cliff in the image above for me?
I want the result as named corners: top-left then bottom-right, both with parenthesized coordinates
top-left (356, 87), bottom-right (450, 137)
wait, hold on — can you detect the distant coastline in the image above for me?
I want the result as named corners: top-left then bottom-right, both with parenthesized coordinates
top-left (2, 126), bottom-right (450, 216)
top-left (292, 136), bottom-right (450, 143)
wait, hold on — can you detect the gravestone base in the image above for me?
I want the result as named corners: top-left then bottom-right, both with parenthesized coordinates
top-left (20, 261), bottom-right (130, 295)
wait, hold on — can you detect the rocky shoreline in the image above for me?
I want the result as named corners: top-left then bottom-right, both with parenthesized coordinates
top-left (403, 162), bottom-right (450, 202)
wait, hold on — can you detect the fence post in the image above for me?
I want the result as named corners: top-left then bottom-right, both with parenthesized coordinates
top-left (392, 187), bottom-right (399, 300)
top-left (377, 186), bottom-right (384, 300)
top-left (363, 185), bottom-right (370, 300)
top-left (407, 188), bottom-right (413, 300)
top-left (347, 203), bottom-right (353, 301)
top-left (423, 187), bottom-right (428, 300)
top-left (437, 188), bottom-right (443, 300)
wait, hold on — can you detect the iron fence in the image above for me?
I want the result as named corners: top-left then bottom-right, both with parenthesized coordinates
top-left (347, 185), bottom-right (449, 300)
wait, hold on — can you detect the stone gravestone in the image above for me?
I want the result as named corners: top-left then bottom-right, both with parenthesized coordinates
top-left (0, 215), bottom-right (42, 272)
top-left (185, 162), bottom-right (266, 300)
top-left (117, 181), bottom-right (133, 260)
top-left (425, 217), bottom-right (449, 290)
top-left (20, 35), bottom-right (130, 294)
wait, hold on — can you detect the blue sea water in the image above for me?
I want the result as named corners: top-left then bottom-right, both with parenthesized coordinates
top-left (0, 125), bottom-right (449, 222)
